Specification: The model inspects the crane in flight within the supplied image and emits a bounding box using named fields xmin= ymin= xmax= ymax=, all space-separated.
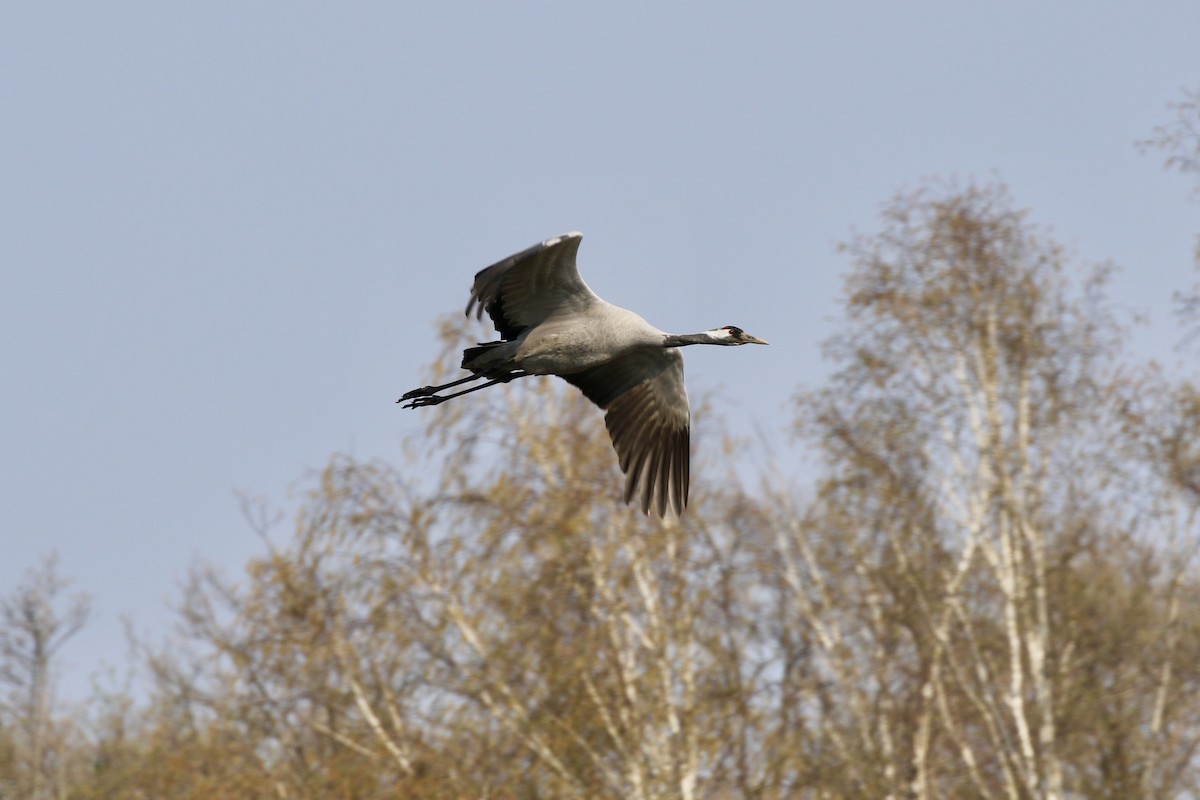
xmin=399 ymin=232 xmax=767 ymax=518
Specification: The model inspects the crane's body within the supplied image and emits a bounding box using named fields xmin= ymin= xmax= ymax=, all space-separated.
xmin=464 ymin=302 xmax=666 ymax=376
xmin=399 ymin=232 xmax=767 ymax=518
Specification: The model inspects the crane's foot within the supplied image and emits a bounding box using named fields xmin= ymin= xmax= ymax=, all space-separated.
xmin=399 ymin=385 xmax=438 ymax=401
xmin=399 ymin=394 xmax=447 ymax=409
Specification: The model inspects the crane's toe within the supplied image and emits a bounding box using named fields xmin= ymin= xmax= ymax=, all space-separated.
xmin=400 ymin=385 xmax=437 ymax=400
xmin=400 ymin=394 xmax=448 ymax=409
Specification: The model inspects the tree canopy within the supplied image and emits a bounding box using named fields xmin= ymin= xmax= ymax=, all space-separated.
xmin=4 ymin=181 xmax=1198 ymax=800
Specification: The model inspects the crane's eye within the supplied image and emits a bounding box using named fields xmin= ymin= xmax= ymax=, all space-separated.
xmin=723 ymin=326 xmax=743 ymax=337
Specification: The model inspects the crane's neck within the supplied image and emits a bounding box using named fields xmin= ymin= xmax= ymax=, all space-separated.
xmin=662 ymin=331 xmax=729 ymax=347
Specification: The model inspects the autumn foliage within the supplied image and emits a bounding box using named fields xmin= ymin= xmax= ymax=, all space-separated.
xmin=3 ymin=183 xmax=1199 ymax=800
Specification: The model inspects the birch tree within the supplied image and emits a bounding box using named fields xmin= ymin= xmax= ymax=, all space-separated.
xmin=280 ymin=377 xmax=763 ymax=799
xmin=781 ymin=182 xmax=1200 ymax=799
xmin=0 ymin=554 xmax=90 ymax=800
xmin=133 ymin=352 xmax=765 ymax=799
xmin=1141 ymin=87 xmax=1200 ymax=346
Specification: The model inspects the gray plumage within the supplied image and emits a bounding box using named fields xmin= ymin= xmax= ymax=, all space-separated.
xmin=400 ymin=232 xmax=767 ymax=518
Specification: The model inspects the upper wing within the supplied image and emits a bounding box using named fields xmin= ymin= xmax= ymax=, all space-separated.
xmin=562 ymin=348 xmax=690 ymax=518
xmin=465 ymin=232 xmax=601 ymax=340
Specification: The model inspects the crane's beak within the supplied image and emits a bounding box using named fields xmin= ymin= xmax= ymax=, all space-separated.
xmin=745 ymin=334 xmax=769 ymax=345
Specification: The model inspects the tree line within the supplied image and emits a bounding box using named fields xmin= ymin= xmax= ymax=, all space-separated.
xmin=3 ymin=104 xmax=1199 ymax=799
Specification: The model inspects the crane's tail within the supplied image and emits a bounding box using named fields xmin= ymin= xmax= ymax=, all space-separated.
xmin=461 ymin=341 xmax=512 ymax=372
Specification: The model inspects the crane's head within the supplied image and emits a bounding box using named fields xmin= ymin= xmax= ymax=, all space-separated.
xmin=710 ymin=325 xmax=769 ymax=346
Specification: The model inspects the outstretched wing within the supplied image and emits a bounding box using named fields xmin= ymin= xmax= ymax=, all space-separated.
xmin=562 ymin=348 xmax=690 ymax=518
xmin=465 ymin=232 xmax=601 ymax=341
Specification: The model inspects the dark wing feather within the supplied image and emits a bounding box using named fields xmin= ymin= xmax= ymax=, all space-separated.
xmin=562 ymin=348 xmax=690 ymax=518
xmin=465 ymin=232 xmax=599 ymax=341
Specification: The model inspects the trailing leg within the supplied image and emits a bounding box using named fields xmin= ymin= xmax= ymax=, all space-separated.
xmin=398 ymin=373 xmax=487 ymax=402
xmin=398 ymin=372 xmax=530 ymax=408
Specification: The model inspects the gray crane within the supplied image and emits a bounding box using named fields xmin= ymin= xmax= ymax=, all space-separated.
xmin=399 ymin=232 xmax=767 ymax=518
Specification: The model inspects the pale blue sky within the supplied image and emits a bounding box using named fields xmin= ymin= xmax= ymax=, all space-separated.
xmin=2 ymin=2 xmax=1197 ymax=700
